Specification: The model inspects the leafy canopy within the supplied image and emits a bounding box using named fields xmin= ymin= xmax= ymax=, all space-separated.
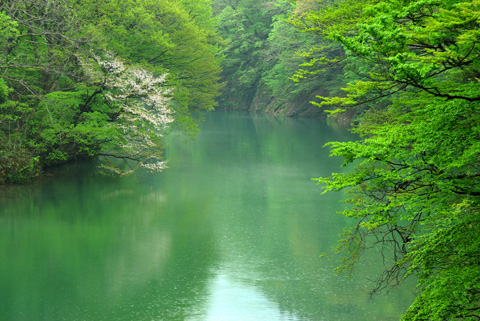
xmin=0 ymin=0 xmax=223 ymax=181
xmin=298 ymin=0 xmax=480 ymax=319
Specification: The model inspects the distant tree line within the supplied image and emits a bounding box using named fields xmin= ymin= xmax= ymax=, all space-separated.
xmin=212 ymin=0 xmax=351 ymax=117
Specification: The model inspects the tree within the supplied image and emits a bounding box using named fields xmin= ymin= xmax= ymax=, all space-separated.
xmin=213 ymin=0 xmax=274 ymax=109
xmin=72 ymin=0 xmax=223 ymax=134
xmin=0 ymin=0 xmax=223 ymax=182
xmin=34 ymin=52 xmax=174 ymax=175
xmin=298 ymin=0 xmax=480 ymax=319
xmin=213 ymin=0 xmax=336 ymax=116
xmin=263 ymin=0 xmax=335 ymax=114
xmin=0 ymin=0 xmax=84 ymax=182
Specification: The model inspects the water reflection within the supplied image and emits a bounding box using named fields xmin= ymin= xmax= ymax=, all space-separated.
xmin=0 ymin=111 xmax=414 ymax=321
xmin=197 ymin=273 xmax=301 ymax=321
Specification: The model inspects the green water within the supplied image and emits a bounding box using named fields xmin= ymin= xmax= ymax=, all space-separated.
xmin=0 ymin=111 xmax=414 ymax=321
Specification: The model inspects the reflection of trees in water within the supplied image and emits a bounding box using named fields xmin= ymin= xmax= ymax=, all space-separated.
xmin=173 ymin=112 xmax=413 ymax=321
xmin=0 ymin=112 xmax=413 ymax=321
xmin=0 ymin=169 xmax=218 ymax=321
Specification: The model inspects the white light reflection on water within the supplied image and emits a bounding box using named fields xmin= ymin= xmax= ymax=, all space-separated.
xmin=189 ymin=272 xmax=302 ymax=321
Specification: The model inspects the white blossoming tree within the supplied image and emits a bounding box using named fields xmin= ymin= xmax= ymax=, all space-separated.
xmin=11 ymin=50 xmax=174 ymax=176
xmin=77 ymin=52 xmax=174 ymax=175
xmin=1 ymin=0 xmax=222 ymax=183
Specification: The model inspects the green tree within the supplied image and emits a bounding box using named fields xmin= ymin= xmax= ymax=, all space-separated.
xmin=262 ymin=0 xmax=327 ymax=114
xmin=72 ymin=0 xmax=223 ymax=133
xmin=0 ymin=1 xmax=82 ymax=182
xmin=299 ymin=0 xmax=480 ymax=319
xmin=0 ymin=0 xmax=223 ymax=182
xmin=214 ymin=0 xmax=337 ymax=116
xmin=213 ymin=0 xmax=273 ymax=108
xmin=32 ymin=52 xmax=174 ymax=174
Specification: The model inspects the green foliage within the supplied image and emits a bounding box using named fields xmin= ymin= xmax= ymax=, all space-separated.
xmin=213 ymin=0 xmax=272 ymax=108
xmin=0 ymin=11 xmax=19 ymax=46
xmin=73 ymin=0 xmax=223 ymax=133
xmin=0 ymin=139 xmax=40 ymax=184
xmin=0 ymin=0 xmax=223 ymax=181
xmin=403 ymin=203 xmax=480 ymax=321
xmin=304 ymin=0 xmax=480 ymax=319
xmin=6 ymin=156 xmax=40 ymax=183
xmin=213 ymin=0 xmax=334 ymax=115
xmin=29 ymin=89 xmax=109 ymax=165
xmin=0 ymin=79 xmax=9 ymax=104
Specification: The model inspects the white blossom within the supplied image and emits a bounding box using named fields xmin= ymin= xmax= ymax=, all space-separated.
xmin=82 ymin=52 xmax=175 ymax=175
xmin=140 ymin=161 xmax=169 ymax=172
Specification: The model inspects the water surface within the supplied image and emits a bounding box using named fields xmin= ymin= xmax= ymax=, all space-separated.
xmin=0 ymin=111 xmax=414 ymax=320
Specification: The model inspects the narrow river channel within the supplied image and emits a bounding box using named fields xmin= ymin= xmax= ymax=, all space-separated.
xmin=0 ymin=111 xmax=414 ymax=321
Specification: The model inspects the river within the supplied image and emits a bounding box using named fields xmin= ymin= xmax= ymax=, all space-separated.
xmin=0 ymin=111 xmax=414 ymax=320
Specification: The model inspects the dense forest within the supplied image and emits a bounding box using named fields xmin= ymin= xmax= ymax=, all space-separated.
xmin=2 ymin=0 xmax=480 ymax=320
xmin=212 ymin=0 xmax=349 ymax=117
xmin=0 ymin=0 xmax=222 ymax=181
